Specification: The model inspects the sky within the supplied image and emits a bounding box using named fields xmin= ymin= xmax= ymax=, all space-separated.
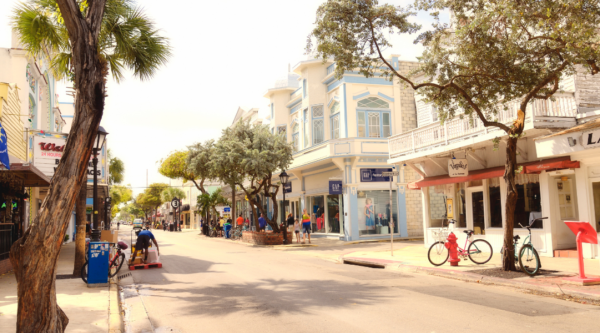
xmin=0 ymin=0 xmax=447 ymax=196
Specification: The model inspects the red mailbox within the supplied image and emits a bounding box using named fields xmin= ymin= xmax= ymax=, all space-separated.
xmin=563 ymin=221 xmax=600 ymax=286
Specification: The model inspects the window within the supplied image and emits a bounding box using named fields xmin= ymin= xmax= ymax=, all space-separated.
xmin=277 ymin=125 xmax=286 ymax=135
xmin=515 ymin=182 xmax=542 ymax=229
xmin=358 ymin=190 xmax=398 ymax=236
xmin=303 ymin=79 xmax=307 ymax=98
xmin=431 ymin=106 xmax=438 ymax=122
xmin=292 ymin=123 xmax=299 ymax=152
xmin=357 ymin=111 xmax=391 ymax=138
xmin=330 ymin=102 xmax=340 ymax=139
xmin=489 ymin=180 xmax=502 ymax=228
xmin=357 ymin=97 xmax=389 ymax=108
xmin=303 ymin=109 xmax=309 ymax=148
xmin=312 ymin=105 xmax=324 ymax=144
xmin=271 ymin=103 xmax=274 ymax=119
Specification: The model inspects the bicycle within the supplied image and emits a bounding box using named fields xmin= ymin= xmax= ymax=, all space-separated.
xmin=501 ymin=217 xmax=545 ymax=276
xmin=208 ymin=225 xmax=218 ymax=238
xmin=428 ymin=220 xmax=493 ymax=266
xmin=81 ymin=241 xmax=128 ymax=283
xmin=229 ymin=225 xmax=248 ymax=240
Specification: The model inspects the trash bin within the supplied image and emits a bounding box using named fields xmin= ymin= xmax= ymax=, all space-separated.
xmin=169 ymin=223 xmax=174 ymax=232
xmin=224 ymin=224 xmax=232 ymax=238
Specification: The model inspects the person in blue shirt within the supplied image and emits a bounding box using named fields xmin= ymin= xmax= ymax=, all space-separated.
xmin=134 ymin=230 xmax=160 ymax=264
xmin=258 ymin=213 xmax=267 ymax=232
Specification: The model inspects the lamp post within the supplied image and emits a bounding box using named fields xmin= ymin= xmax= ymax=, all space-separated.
xmin=279 ymin=171 xmax=290 ymax=244
xmin=91 ymin=126 xmax=108 ymax=242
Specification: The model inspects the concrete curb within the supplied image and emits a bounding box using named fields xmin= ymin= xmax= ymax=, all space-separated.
xmin=340 ymin=255 xmax=600 ymax=301
xmin=108 ymin=277 xmax=123 ymax=333
xmin=344 ymin=238 xmax=423 ymax=245
xmin=197 ymin=234 xmax=317 ymax=248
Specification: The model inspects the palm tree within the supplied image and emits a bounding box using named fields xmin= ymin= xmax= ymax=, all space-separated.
xmin=197 ymin=189 xmax=230 ymax=227
xmin=9 ymin=1 xmax=170 ymax=331
xmin=108 ymin=149 xmax=125 ymax=185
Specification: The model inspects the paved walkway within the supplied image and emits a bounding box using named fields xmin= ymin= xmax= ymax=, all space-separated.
xmin=0 ymin=242 xmax=110 ymax=333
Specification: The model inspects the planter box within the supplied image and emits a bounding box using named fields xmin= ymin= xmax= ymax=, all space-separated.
xmin=241 ymin=230 xmax=292 ymax=245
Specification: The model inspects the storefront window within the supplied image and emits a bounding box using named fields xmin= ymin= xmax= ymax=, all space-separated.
xmin=455 ymin=183 xmax=467 ymax=228
xmin=515 ymin=180 xmax=542 ymax=229
xmin=327 ymin=194 xmax=343 ymax=234
xmin=429 ymin=186 xmax=447 ymax=228
xmin=358 ymin=190 xmax=398 ymax=236
xmin=310 ymin=196 xmax=326 ymax=233
xmin=489 ymin=178 xmax=502 ymax=228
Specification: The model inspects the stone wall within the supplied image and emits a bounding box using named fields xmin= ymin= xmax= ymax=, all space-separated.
xmin=403 ymin=168 xmax=424 ymax=238
xmin=397 ymin=61 xmax=421 ymax=133
xmin=241 ymin=231 xmax=293 ymax=246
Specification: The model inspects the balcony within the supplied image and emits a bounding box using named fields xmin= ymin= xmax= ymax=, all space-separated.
xmin=389 ymin=94 xmax=577 ymax=159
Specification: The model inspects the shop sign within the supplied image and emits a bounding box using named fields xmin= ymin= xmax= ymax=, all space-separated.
xmin=32 ymin=136 xmax=106 ymax=180
xmin=360 ymin=168 xmax=393 ymax=182
xmin=582 ymin=129 xmax=600 ymax=149
xmin=448 ymin=159 xmax=468 ymax=177
xmin=283 ymin=183 xmax=292 ymax=193
xmin=329 ymin=180 xmax=343 ymax=195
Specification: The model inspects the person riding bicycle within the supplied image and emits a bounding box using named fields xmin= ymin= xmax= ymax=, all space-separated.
xmin=134 ymin=229 xmax=160 ymax=264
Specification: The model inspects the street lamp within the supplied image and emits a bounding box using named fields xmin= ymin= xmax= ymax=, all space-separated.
xmin=279 ymin=170 xmax=290 ymax=244
xmin=91 ymin=126 xmax=108 ymax=242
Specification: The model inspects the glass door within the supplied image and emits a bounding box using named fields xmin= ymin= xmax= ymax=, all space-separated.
xmin=467 ymin=187 xmax=486 ymax=235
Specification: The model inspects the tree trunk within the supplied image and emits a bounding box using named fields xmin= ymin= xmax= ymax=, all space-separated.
xmin=231 ymin=183 xmax=236 ymax=226
xmin=10 ymin=1 xmax=107 ymax=331
xmin=502 ymin=108 xmax=525 ymax=271
xmin=72 ymin=178 xmax=87 ymax=277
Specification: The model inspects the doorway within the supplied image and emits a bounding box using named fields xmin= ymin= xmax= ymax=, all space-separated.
xmin=467 ymin=187 xmax=486 ymax=235
xmin=553 ymin=176 xmax=578 ymax=249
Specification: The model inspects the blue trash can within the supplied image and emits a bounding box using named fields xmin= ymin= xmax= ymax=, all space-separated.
xmin=224 ymin=224 xmax=232 ymax=238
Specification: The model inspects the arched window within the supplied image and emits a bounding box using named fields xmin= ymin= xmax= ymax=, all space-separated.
xmin=357 ymin=97 xmax=391 ymax=138
xmin=357 ymin=97 xmax=389 ymax=109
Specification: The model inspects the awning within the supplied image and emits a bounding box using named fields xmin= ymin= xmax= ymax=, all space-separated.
xmin=181 ymin=204 xmax=190 ymax=212
xmin=1 ymin=163 xmax=51 ymax=187
xmin=408 ymin=156 xmax=579 ymax=190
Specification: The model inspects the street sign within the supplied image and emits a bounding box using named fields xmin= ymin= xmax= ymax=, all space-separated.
xmin=360 ymin=168 xmax=394 ymax=182
xmin=382 ymin=171 xmax=399 ymax=177
xmin=224 ymin=207 xmax=231 ymax=213
xmin=171 ymin=198 xmax=180 ymax=208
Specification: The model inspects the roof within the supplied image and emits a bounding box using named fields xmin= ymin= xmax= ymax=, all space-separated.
xmin=537 ymin=117 xmax=600 ymax=140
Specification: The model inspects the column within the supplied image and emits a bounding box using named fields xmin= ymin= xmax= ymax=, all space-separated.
xmin=396 ymin=183 xmax=408 ymax=237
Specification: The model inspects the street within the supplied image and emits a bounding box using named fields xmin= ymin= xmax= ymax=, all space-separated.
xmin=117 ymin=226 xmax=599 ymax=333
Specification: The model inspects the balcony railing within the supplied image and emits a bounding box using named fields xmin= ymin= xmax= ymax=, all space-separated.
xmin=389 ymin=94 xmax=577 ymax=158
xmin=326 ymin=63 xmax=336 ymax=76
xmin=290 ymin=87 xmax=302 ymax=100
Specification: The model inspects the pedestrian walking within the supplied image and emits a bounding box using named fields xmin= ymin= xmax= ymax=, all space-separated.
xmin=286 ymin=213 xmax=294 ymax=229
xmin=117 ymin=221 xmax=120 ymax=230
xmin=236 ymin=214 xmax=244 ymax=232
xmin=219 ymin=216 xmax=225 ymax=237
xmin=293 ymin=218 xmax=300 ymax=243
xmin=301 ymin=209 xmax=311 ymax=244
xmin=258 ymin=213 xmax=267 ymax=232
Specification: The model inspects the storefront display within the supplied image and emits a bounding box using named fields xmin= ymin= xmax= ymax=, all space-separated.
xmin=358 ymin=190 xmax=398 ymax=236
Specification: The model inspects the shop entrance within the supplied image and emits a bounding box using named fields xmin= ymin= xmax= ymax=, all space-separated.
xmin=466 ymin=187 xmax=486 ymax=235
xmin=552 ymin=175 xmax=578 ymax=250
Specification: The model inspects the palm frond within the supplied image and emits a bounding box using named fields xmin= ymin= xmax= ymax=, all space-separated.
xmin=11 ymin=2 xmax=67 ymax=58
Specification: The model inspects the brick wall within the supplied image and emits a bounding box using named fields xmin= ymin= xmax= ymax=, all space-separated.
xmin=0 ymin=258 xmax=13 ymax=275
xmin=403 ymin=168 xmax=424 ymax=237
xmin=397 ymin=61 xmax=421 ymax=133
xmin=241 ymin=230 xmax=293 ymax=246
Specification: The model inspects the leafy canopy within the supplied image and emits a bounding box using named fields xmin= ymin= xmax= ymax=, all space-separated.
xmin=108 ymin=149 xmax=124 ymax=185
xmin=186 ymin=140 xmax=216 ymax=193
xmin=159 ymin=151 xmax=196 ymax=183
xmin=12 ymin=0 xmax=171 ymax=82
xmin=160 ymin=187 xmax=186 ymax=203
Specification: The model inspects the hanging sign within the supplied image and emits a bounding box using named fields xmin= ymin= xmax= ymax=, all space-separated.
xmin=582 ymin=129 xmax=600 ymax=149
xmin=360 ymin=168 xmax=393 ymax=182
xmin=448 ymin=159 xmax=468 ymax=177
xmin=329 ymin=180 xmax=343 ymax=195
xmin=283 ymin=183 xmax=292 ymax=193
xmin=0 ymin=123 xmax=9 ymax=169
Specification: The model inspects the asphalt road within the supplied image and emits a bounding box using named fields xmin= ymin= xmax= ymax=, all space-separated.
xmin=116 ymin=225 xmax=599 ymax=333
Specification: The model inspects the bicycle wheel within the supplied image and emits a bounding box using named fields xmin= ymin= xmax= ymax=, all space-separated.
xmin=81 ymin=261 xmax=88 ymax=284
xmin=428 ymin=241 xmax=449 ymax=266
xmin=468 ymin=239 xmax=493 ymax=264
xmin=109 ymin=253 xmax=126 ymax=278
xmin=519 ymin=244 xmax=541 ymax=276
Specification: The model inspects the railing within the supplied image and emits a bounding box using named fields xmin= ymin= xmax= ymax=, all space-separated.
xmin=390 ymin=94 xmax=577 ymax=158
xmin=0 ymin=223 xmax=14 ymax=261
xmin=327 ymin=63 xmax=336 ymax=76
xmin=290 ymin=87 xmax=302 ymax=100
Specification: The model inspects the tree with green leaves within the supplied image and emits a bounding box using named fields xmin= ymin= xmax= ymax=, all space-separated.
xmin=197 ymin=189 xmax=230 ymax=225
xmin=9 ymin=0 xmax=169 ymax=329
xmin=213 ymin=120 xmax=293 ymax=232
xmin=140 ymin=183 xmax=168 ymax=222
xmin=109 ymin=184 xmax=132 ymax=217
xmin=158 ymin=151 xmax=205 ymax=191
xmin=108 ymin=149 xmax=125 ymax=185
xmin=186 ymin=140 xmax=217 ymax=195
xmin=308 ymin=0 xmax=600 ymax=270
xmin=134 ymin=193 xmax=154 ymax=221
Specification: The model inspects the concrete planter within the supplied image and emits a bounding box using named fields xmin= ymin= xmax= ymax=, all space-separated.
xmin=241 ymin=230 xmax=292 ymax=245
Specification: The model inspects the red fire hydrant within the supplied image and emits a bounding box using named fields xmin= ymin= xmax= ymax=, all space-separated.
xmin=445 ymin=232 xmax=461 ymax=266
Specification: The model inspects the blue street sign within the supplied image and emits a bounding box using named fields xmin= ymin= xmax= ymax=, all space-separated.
xmin=329 ymin=180 xmax=343 ymax=195
xmin=224 ymin=207 xmax=231 ymax=212
xmin=283 ymin=183 xmax=292 ymax=193
xmin=360 ymin=168 xmax=393 ymax=182
xmin=0 ymin=123 xmax=9 ymax=170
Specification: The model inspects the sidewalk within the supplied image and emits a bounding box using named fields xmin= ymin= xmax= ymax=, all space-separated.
xmin=342 ymin=244 xmax=600 ymax=301
xmin=0 ymin=242 xmax=116 ymax=333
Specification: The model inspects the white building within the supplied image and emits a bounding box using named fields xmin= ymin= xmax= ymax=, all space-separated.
xmin=387 ymin=68 xmax=600 ymax=258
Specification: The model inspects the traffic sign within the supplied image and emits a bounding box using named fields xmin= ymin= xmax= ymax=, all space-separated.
xmin=171 ymin=198 xmax=180 ymax=208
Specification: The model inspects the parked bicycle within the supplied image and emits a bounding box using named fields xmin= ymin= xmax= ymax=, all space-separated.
xmin=208 ymin=225 xmax=218 ymax=238
xmin=501 ymin=217 xmax=546 ymax=276
xmin=428 ymin=220 xmax=493 ymax=266
xmin=81 ymin=241 xmax=128 ymax=283
xmin=229 ymin=225 xmax=248 ymax=240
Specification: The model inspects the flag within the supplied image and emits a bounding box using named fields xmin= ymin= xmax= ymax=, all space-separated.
xmin=0 ymin=123 xmax=10 ymax=170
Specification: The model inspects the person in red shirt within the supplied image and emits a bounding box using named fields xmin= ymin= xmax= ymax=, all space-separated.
xmin=236 ymin=214 xmax=244 ymax=231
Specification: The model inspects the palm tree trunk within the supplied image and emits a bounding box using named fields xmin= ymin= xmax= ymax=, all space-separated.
xmin=10 ymin=1 xmax=108 ymax=331
xmin=72 ymin=178 xmax=87 ymax=277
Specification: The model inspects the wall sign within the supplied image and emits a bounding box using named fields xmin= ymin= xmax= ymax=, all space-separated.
xmin=582 ymin=129 xmax=600 ymax=149
xmin=448 ymin=159 xmax=468 ymax=177
xmin=360 ymin=168 xmax=393 ymax=182
xmin=283 ymin=183 xmax=292 ymax=193
xmin=329 ymin=180 xmax=343 ymax=195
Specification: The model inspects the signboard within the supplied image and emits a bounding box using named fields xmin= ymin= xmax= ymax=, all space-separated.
xmin=448 ymin=159 xmax=468 ymax=177
xmin=171 ymin=198 xmax=180 ymax=209
xmin=360 ymin=168 xmax=393 ymax=182
xmin=224 ymin=207 xmax=231 ymax=213
xmin=32 ymin=135 xmax=107 ymax=181
xmin=0 ymin=123 xmax=9 ymax=169
xmin=582 ymin=129 xmax=600 ymax=149
xmin=329 ymin=180 xmax=343 ymax=195
xmin=283 ymin=183 xmax=292 ymax=193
